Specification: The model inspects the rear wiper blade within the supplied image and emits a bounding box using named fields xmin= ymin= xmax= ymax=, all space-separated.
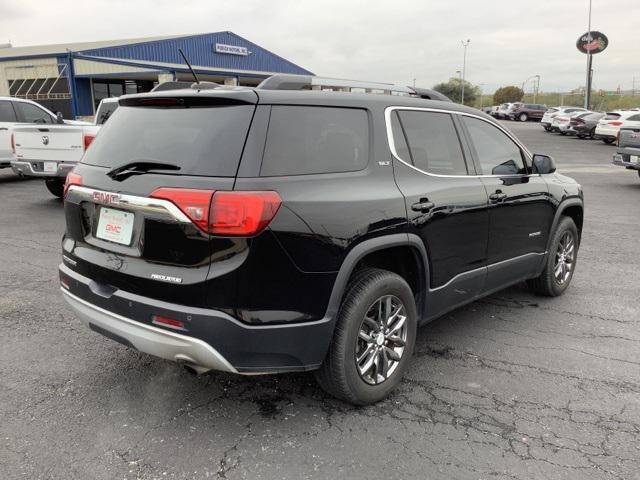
xmin=106 ymin=161 xmax=180 ymax=181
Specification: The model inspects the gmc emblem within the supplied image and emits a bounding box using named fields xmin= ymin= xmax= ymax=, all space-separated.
xmin=92 ymin=191 xmax=121 ymax=204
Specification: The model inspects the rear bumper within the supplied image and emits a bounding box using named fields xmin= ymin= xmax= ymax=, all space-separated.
xmin=613 ymin=152 xmax=640 ymax=170
xmin=11 ymin=160 xmax=75 ymax=178
xmin=594 ymin=132 xmax=616 ymax=141
xmin=62 ymin=288 xmax=238 ymax=374
xmin=59 ymin=263 xmax=334 ymax=374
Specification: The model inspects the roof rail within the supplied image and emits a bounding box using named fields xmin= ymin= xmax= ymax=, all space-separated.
xmin=257 ymin=74 xmax=451 ymax=102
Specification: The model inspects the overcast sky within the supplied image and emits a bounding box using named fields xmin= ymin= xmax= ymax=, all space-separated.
xmin=1 ymin=0 xmax=638 ymax=94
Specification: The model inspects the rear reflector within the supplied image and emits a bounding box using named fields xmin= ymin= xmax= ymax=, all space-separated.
xmin=209 ymin=191 xmax=282 ymax=236
xmin=64 ymin=171 xmax=83 ymax=196
xmin=151 ymin=315 xmax=186 ymax=331
xmin=150 ymin=188 xmax=214 ymax=232
xmin=83 ymin=134 xmax=95 ymax=150
xmin=150 ymin=188 xmax=282 ymax=236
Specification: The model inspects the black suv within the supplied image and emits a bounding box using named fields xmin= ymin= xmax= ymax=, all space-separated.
xmin=60 ymin=75 xmax=584 ymax=405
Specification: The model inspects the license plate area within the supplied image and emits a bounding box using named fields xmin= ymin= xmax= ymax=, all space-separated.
xmin=43 ymin=161 xmax=57 ymax=173
xmin=96 ymin=207 xmax=135 ymax=246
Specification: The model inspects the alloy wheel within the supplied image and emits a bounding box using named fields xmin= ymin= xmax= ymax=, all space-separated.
xmin=355 ymin=295 xmax=408 ymax=385
xmin=554 ymin=231 xmax=576 ymax=285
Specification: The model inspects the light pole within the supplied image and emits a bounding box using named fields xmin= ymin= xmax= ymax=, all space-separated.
xmin=461 ymin=39 xmax=470 ymax=104
xmin=584 ymin=0 xmax=593 ymax=109
xmin=534 ymin=75 xmax=540 ymax=103
xmin=522 ymin=75 xmax=541 ymax=102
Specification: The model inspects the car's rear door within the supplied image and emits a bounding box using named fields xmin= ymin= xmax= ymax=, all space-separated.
xmin=458 ymin=115 xmax=555 ymax=292
xmin=390 ymin=108 xmax=490 ymax=318
xmin=0 ymin=100 xmax=17 ymax=165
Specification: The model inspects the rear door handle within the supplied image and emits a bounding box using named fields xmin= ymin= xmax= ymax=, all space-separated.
xmin=411 ymin=198 xmax=435 ymax=213
xmin=489 ymin=191 xmax=508 ymax=202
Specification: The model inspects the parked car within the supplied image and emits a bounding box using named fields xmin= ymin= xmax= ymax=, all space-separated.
xmin=551 ymin=111 xmax=593 ymax=135
xmin=612 ymin=126 xmax=640 ymax=180
xmin=0 ymin=97 xmax=71 ymax=169
xmin=59 ymin=75 xmax=583 ymax=405
xmin=595 ymin=110 xmax=640 ymax=144
xmin=489 ymin=106 xmax=500 ymax=118
xmin=567 ymin=112 xmax=605 ymax=138
xmin=508 ymin=103 xmax=547 ymax=122
xmin=11 ymin=98 xmax=118 ymax=197
xmin=541 ymin=107 xmax=588 ymax=132
xmin=496 ymin=103 xmax=515 ymax=119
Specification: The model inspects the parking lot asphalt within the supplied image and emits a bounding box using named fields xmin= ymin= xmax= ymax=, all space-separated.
xmin=1 ymin=121 xmax=639 ymax=480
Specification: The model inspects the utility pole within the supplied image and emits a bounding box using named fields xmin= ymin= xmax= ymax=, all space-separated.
xmin=461 ymin=39 xmax=470 ymax=105
xmin=534 ymin=75 xmax=540 ymax=103
xmin=584 ymin=0 xmax=593 ymax=109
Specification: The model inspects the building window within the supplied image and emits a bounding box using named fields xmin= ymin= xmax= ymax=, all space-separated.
xmin=92 ymin=80 xmax=155 ymax=109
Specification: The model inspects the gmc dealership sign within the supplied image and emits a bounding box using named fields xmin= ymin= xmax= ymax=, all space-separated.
xmin=215 ymin=43 xmax=249 ymax=56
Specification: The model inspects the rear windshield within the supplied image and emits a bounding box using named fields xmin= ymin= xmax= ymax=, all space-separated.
xmin=82 ymin=105 xmax=255 ymax=177
xmin=604 ymin=113 xmax=621 ymax=120
xmin=95 ymin=101 xmax=119 ymax=125
xmin=547 ymin=108 xmax=558 ymax=113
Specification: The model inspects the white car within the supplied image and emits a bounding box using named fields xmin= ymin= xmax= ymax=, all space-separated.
xmin=594 ymin=110 xmax=640 ymax=145
xmin=11 ymin=98 xmax=118 ymax=197
xmin=541 ymin=106 xmax=588 ymax=132
xmin=551 ymin=111 xmax=594 ymax=135
xmin=0 ymin=97 xmax=71 ymax=169
xmin=496 ymin=103 xmax=515 ymax=119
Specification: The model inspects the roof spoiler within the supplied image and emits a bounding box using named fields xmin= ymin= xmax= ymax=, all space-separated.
xmin=257 ymin=74 xmax=451 ymax=102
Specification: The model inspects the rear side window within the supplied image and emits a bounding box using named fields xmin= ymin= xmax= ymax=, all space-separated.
xmin=15 ymin=102 xmax=53 ymax=124
xmin=0 ymin=101 xmax=17 ymax=122
xmin=95 ymin=102 xmax=119 ymax=125
xmin=82 ymin=105 xmax=254 ymax=177
xmin=395 ymin=110 xmax=468 ymax=176
xmin=260 ymin=106 xmax=368 ymax=176
xmin=462 ymin=117 xmax=526 ymax=175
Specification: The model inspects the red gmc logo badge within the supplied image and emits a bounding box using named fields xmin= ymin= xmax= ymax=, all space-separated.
xmin=93 ymin=191 xmax=121 ymax=204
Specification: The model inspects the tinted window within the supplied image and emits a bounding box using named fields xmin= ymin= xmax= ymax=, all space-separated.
xmin=396 ymin=110 xmax=468 ymax=175
xmin=390 ymin=112 xmax=411 ymax=162
xmin=0 ymin=101 xmax=17 ymax=122
xmin=627 ymin=114 xmax=640 ymax=121
xmin=462 ymin=117 xmax=526 ymax=175
xmin=82 ymin=105 xmax=254 ymax=177
xmin=261 ymin=106 xmax=368 ymax=176
xmin=95 ymin=101 xmax=119 ymax=125
xmin=565 ymin=108 xmax=584 ymax=114
xmin=15 ymin=102 xmax=53 ymax=124
xmin=604 ymin=113 xmax=621 ymax=120
xmin=584 ymin=113 xmax=603 ymax=121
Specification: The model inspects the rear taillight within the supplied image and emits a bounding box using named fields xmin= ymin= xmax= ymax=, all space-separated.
xmin=149 ymin=188 xmax=282 ymax=236
xmin=10 ymin=133 xmax=15 ymax=154
xmin=83 ymin=134 xmax=95 ymax=150
xmin=150 ymin=188 xmax=213 ymax=232
xmin=64 ymin=171 xmax=83 ymax=196
xmin=209 ymin=191 xmax=282 ymax=236
xmin=609 ymin=121 xmax=623 ymax=126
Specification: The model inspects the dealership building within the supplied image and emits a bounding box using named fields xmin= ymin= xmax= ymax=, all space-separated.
xmin=0 ymin=31 xmax=313 ymax=119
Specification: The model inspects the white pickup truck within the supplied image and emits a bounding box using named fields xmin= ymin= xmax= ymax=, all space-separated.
xmin=11 ymin=98 xmax=119 ymax=197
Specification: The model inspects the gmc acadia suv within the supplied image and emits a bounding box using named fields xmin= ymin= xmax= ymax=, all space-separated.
xmin=60 ymin=75 xmax=584 ymax=405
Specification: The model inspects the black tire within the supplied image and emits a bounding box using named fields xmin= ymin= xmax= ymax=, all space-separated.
xmin=315 ymin=268 xmax=417 ymax=405
xmin=544 ymin=126 xmax=552 ymax=132
xmin=559 ymin=131 xmax=567 ymax=136
xmin=602 ymin=138 xmax=615 ymax=144
xmin=527 ymin=217 xmax=579 ymax=297
xmin=576 ymin=134 xmax=585 ymax=139
xmin=589 ymin=128 xmax=596 ymax=139
xmin=637 ymin=170 xmax=640 ymax=180
xmin=45 ymin=178 xmax=64 ymax=198
xmin=519 ymin=113 xmax=528 ymax=122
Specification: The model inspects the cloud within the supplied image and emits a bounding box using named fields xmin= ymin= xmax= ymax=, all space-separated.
xmin=0 ymin=0 xmax=638 ymax=92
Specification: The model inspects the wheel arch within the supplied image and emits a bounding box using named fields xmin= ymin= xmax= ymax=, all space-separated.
xmin=546 ymin=198 xmax=584 ymax=252
xmin=323 ymin=234 xmax=429 ymax=323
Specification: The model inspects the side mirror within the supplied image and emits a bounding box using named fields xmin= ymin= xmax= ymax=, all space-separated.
xmin=532 ymin=154 xmax=556 ymax=174
xmin=56 ymin=112 xmax=65 ymax=124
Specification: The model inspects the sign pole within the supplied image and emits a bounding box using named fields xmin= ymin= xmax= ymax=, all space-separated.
xmin=584 ymin=0 xmax=593 ymax=109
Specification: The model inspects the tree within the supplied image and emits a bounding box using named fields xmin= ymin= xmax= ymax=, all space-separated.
xmin=432 ymin=77 xmax=480 ymax=106
xmin=493 ymin=86 xmax=524 ymax=105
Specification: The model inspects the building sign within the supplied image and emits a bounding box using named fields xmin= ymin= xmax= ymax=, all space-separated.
xmin=576 ymin=31 xmax=608 ymax=55
xmin=215 ymin=43 xmax=249 ymax=56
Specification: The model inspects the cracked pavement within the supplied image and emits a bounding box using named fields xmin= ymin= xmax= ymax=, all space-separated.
xmin=1 ymin=122 xmax=639 ymax=479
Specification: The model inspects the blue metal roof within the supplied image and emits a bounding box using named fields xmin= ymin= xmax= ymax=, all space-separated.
xmin=78 ymin=31 xmax=313 ymax=75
